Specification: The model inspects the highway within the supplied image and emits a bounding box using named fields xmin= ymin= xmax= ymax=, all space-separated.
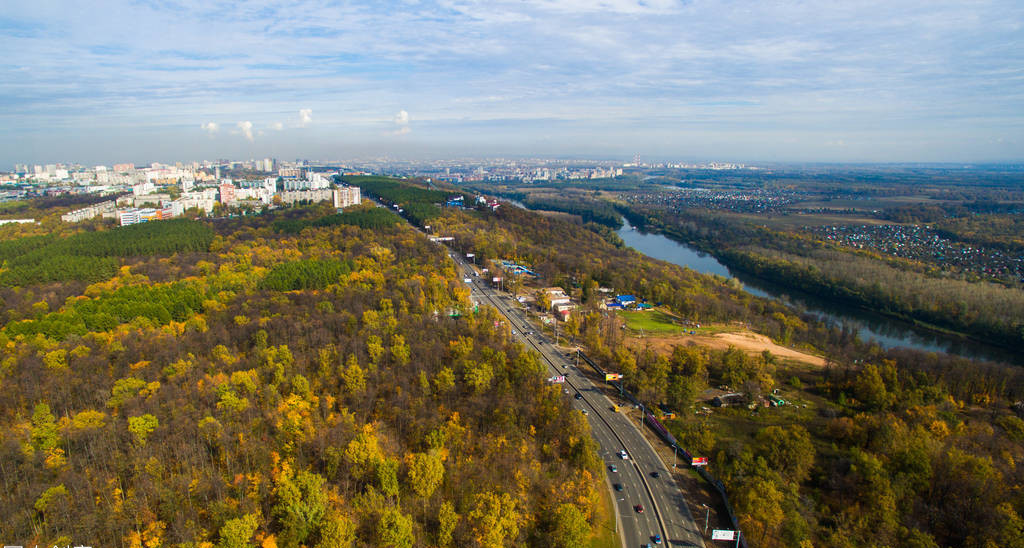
xmin=451 ymin=254 xmax=706 ymax=548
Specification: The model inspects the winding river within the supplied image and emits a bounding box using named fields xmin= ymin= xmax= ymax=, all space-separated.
xmin=615 ymin=219 xmax=1020 ymax=365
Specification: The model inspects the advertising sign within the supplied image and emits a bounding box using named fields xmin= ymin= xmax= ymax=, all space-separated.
xmin=691 ymin=457 xmax=709 ymax=466
xmin=604 ymin=373 xmax=623 ymax=381
xmin=466 ymin=253 xmax=475 ymax=258
xmin=548 ymin=376 xmax=566 ymax=384
xmin=712 ymin=530 xmax=736 ymax=541
xmin=492 ymin=277 xmax=502 ymax=283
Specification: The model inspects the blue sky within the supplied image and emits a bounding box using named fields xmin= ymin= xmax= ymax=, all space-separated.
xmin=2 ymin=0 xmax=1023 ymax=165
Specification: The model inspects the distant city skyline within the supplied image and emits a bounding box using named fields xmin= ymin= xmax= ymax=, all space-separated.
xmin=2 ymin=0 xmax=1022 ymax=165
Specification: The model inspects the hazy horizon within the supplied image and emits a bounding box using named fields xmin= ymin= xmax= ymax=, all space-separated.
xmin=3 ymin=0 xmax=1023 ymax=166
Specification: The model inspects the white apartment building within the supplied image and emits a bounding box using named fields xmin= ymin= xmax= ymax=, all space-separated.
xmin=334 ymin=186 xmax=361 ymax=208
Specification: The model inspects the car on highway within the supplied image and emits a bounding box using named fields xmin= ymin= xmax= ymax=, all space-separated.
xmin=642 ymin=544 xmax=653 ymax=548
xmin=574 ymin=392 xmax=582 ymax=400
xmin=609 ymin=464 xmax=618 ymax=473
xmin=652 ymin=533 xmax=662 ymax=544
xmin=581 ymin=409 xmax=588 ymax=416
xmin=619 ymin=450 xmax=628 ymax=459
xmin=634 ymin=504 xmax=644 ymax=513
xmin=613 ymin=483 xmax=623 ymax=492
xmin=651 ymin=471 xmax=660 ymax=478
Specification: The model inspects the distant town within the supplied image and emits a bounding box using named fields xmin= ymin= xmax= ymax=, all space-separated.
xmin=0 ymin=157 xmax=753 ymax=226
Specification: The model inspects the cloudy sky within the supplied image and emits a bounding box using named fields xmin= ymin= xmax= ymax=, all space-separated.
xmin=2 ymin=0 xmax=1022 ymax=165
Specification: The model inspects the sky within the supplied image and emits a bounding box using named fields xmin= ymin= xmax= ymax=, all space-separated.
xmin=2 ymin=0 xmax=1023 ymax=166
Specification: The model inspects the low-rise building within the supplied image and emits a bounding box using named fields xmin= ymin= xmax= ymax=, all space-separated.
xmin=279 ymin=189 xmax=334 ymax=205
xmin=61 ymin=200 xmax=117 ymax=222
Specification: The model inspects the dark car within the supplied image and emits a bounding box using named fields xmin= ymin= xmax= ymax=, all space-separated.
xmin=574 ymin=392 xmax=583 ymax=400
xmin=613 ymin=483 xmax=623 ymax=492
xmin=634 ymin=503 xmax=644 ymax=513
xmin=653 ymin=533 xmax=662 ymax=544
xmin=651 ymin=471 xmax=660 ymax=478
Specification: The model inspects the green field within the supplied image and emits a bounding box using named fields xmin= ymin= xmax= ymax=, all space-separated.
xmin=590 ymin=474 xmax=622 ymax=548
xmin=617 ymin=309 xmax=684 ymax=334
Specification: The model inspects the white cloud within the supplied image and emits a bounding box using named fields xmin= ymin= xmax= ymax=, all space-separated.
xmin=4 ymin=0 xmax=1024 ymax=163
xmin=237 ymin=121 xmax=254 ymax=142
xmin=390 ymin=109 xmax=411 ymax=135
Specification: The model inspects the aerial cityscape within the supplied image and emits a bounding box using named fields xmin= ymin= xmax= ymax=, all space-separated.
xmin=2 ymin=2 xmax=1023 ymax=548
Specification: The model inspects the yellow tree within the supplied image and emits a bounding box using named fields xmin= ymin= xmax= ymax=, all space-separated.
xmin=468 ymin=491 xmax=521 ymax=547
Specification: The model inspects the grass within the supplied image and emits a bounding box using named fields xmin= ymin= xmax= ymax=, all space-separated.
xmin=618 ymin=310 xmax=740 ymax=340
xmin=589 ymin=471 xmax=622 ymax=548
xmin=617 ymin=309 xmax=685 ymax=334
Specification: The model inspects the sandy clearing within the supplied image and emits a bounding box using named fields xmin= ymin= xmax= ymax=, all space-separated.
xmin=624 ymin=330 xmax=825 ymax=367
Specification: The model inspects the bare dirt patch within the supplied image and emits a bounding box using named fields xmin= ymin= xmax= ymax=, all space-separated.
xmin=625 ymin=329 xmax=825 ymax=367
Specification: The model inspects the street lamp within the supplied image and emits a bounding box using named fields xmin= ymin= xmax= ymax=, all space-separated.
xmin=701 ymin=504 xmax=710 ymax=535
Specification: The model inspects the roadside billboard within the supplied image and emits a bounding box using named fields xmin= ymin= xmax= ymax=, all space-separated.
xmin=712 ymin=530 xmax=736 ymax=541
xmin=604 ymin=373 xmax=623 ymax=381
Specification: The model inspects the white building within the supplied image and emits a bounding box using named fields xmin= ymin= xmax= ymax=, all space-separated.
xmin=61 ymin=200 xmax=117 ymax=222
xmin=280 ymin=189 xmax=334 ymax=205
xmin=334 ymin=186 xmax=361 ymax=208
xmin=132 ymin=181 xmax=156 ymax=196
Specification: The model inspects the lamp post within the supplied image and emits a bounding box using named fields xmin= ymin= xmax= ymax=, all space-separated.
xmin=701 ymin=504 xmax=709 ymax=535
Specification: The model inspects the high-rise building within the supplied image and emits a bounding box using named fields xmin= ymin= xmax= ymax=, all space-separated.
xmin=219 ymin=183 xmax=236 ymax=205
xmin=334 ymin=186 xmax=361 ymax=208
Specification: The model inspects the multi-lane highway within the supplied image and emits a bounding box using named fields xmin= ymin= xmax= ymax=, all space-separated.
xmin=451 ymin=253 xmax=706 ymax=548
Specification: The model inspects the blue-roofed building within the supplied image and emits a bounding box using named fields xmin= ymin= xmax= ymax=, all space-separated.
xmin=615 ymin=295 xmax=636 ymax=305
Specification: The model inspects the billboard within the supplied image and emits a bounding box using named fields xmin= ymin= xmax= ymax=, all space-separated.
xmin=691 ymin=457 xmax=709 ymax=466
xmin=604 ymin=373 xmax=623 ymax=381
xmin=548 ymin=376 xmax=566 ymax=384
xmin=466 ymin=253 xmax=474 ymax=258
xmin=493 ymin=277 xmax=502 ymax=283
xmin=712 ymin=530 xmax=736 ymax=541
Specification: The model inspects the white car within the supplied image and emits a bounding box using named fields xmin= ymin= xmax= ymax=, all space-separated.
xmin=619 ymin=450 xmax=628 ymax=459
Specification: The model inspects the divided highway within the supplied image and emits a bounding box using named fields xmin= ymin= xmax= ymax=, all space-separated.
xmin=451 ymin=253 xmax=706 ymax=548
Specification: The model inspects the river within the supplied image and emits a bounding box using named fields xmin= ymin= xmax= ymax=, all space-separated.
xmin=615 ymin=219 xmax=1021 ymax=365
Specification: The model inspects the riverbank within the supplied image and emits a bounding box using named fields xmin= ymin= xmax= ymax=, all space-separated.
xmin=615 ymin=216 xmax=1022 ymax=365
